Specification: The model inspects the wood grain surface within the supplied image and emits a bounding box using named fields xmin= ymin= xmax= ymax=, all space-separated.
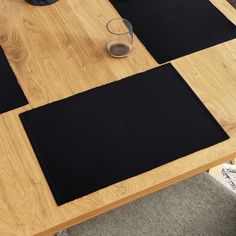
xmin=211 ymin=0 xmax=236 ymax=24
xmin=0 ymin=0 xmax=236 ymax=235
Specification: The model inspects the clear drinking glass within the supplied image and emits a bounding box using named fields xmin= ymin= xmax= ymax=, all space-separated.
xmin=106 ymin=18 xmax=133 ymax=58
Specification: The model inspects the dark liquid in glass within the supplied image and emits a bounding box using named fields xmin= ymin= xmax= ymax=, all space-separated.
xmin=26 ymin=0 xmax=59 ymax=6
xmin=107 ymin=43 xmax=132 ymax=58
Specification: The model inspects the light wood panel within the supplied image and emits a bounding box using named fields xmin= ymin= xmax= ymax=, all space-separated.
xmin=211 ymin=0 xmax=236 ymax=25
xmin=0 ymin=0 xmax=236 ymax=235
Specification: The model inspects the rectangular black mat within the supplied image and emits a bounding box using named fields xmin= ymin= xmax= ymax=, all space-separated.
xmin=109 ymin=0 xmax=236 ymax=63
xmin=0 ymin=46 xmax=28 ymax=114
xmin=20 ymin=64 xmax=229 ymax=205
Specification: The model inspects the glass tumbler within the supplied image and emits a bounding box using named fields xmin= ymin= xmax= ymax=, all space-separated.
xmin=106 ymin=18 xmax=133 ymax=58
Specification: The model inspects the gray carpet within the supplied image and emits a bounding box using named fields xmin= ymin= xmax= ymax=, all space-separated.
xmin=227 ymin=0 xmax=236 ymax=8
xmin=62 ymin=173 xmax=236 ymax=236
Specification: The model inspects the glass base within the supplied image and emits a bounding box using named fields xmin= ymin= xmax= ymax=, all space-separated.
xmin=26 ymin=0 xmax=59 ymax=6
xmin=106 ymin=42 xmax=133 ymax=58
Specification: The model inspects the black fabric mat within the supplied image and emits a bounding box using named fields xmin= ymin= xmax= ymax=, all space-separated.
xmin=20 ymin=64 xmax=229 ymax=205
xmin=109 ymin=0 xmax=236 ymax=63
xmin=0 ymin=46 xmax=28 ymax=114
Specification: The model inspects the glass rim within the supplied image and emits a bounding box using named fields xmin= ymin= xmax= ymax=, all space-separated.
xmin=106 ymin=18 xmax=132 ymax=36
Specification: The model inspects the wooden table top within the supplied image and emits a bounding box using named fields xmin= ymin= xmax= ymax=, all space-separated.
xmin=0 ymin=0 xmax=236 ymax=235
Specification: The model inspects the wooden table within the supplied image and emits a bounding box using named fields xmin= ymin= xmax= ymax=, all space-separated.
xmin=0 ymin=0 xmax=236 ymax=235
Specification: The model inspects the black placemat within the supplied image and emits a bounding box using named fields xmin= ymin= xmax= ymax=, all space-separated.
xmin=0 ymin=46 xmax=28 ymax=114
xmin=20 ymin=64 xmax=229 ymax=205
xmin=109 ymin=0 xmax=236 ymax=63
